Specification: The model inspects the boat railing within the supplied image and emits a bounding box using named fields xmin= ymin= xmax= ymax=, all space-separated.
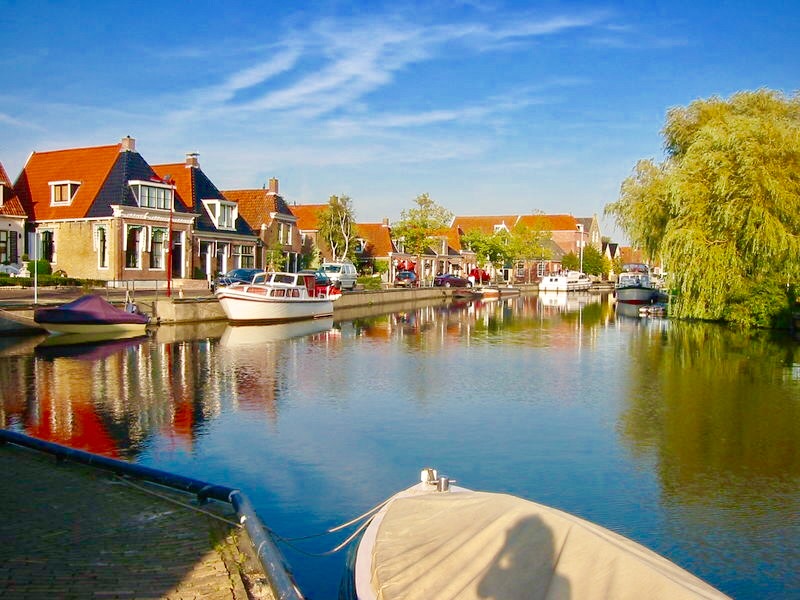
xmin=0 ymin=429 xmax=305 ymax=600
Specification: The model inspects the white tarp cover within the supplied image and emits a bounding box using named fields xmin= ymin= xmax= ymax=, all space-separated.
xmin=370 ymin=491 xmax=729 ymax=600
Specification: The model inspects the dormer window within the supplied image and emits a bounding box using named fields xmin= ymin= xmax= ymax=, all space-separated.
xmin=49 ymin=181 xmax=81 ymax=205
xmin=354 ymin=238 xmax=366 ymax=253
xmin=493 ymin=224 xmax=509 ymax=234
xmin=203 ymin=199 xmax=237 ymax=230
xmin=129 ymin=181 xmax=174 ymax=210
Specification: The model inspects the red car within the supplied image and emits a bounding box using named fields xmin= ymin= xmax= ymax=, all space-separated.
xmin=394 ymin=271 xmax=419 ymax=287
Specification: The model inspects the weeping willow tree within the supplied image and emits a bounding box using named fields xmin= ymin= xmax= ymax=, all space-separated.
xmin=606 ymin=89 xmax=800 ymax=327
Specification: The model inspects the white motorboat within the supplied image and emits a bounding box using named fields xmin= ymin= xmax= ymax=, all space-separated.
xmin=342 ymin=468 xmax=729 ymax=600
xmin=538 ymin=270 xmax=592 ymax=292
xmin=215 ymin=271 xmax=341 ymax=323
xmin=615 ymin=263 xmax=657 ymax=305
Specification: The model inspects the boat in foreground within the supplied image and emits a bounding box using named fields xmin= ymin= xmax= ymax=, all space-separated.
xmin=33 ymin=294 xmax=150 ymax=335
xmin=343 ymin=469 xmax=729 ymax=600
xmin=215 ymin=271 xmax=341 ymax=323
xmin=539 ymin=270 xmax=592 ymax=292
xmin=615 ymin=263 xmax=657 ymax=305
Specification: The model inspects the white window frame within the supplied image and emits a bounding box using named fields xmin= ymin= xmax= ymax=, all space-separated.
xmin=49 ymin=180 xmax=81 ymax=206
xmin=202 ymin=199 xmax=237 ymax=230
xmin=149 ymin=226 xmax=168 ymax=270
xmin=124 ymin=225 xmax=144 ymax=270
xmin=129 ymin=181 xmax=174 ymax=210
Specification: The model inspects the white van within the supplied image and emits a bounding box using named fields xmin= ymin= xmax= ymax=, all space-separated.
xmin=321 ymin=261 xmax=358 ymax=290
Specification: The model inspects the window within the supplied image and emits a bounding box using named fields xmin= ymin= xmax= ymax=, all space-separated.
xmin=130 ymin=182 xmax=173 ymax=210
xmin=125 ymin=226 xmax=143 ymax=269
xmin=150 ymin=228 xmax=167 ymax=269
xmin=94 ymin=226 xmax=108 ymax=268
xmin=0 ymin=231 xmax=7 ymax=263
xmin=49 ymin=181 xmax=80 ymax=205
xmin=219 ymin=203 xmax=234 ymax=229
xmin=40 ymin=230 xmax=55 ymax=262
xmin=202 ymin=200 xmax=237 ymax=230
xmin=354 ymin=239 xmax=366 ymax=253
xmin=234 ymin=244 xmax=254 ymax=268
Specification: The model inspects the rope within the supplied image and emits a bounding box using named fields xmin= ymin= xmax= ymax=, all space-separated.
xmin=272 ymin=494 xmax=396 ymax=557
xmin=112 ymin=475 xmax=242 ymax=528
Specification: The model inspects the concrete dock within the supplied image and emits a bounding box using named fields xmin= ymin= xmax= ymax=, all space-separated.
xmin=0 ymin=441 xmax=275 ymax=600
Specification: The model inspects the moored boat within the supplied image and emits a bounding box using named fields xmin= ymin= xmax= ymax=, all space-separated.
xmin=342 ymin=468 xmax=729 ymax=600
xmin=538 ymin=270 xmax=591 ymax=292
xmin=615 ymin=263 xmax=657 ymax=305
xmin=215 ymin=271 xmax=341 ymax=324
xmin=33 ymin=295 xmax=150 ymax=335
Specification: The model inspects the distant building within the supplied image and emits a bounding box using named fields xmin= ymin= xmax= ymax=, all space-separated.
xmin=0 ymin=161 xmax=26 ymax=265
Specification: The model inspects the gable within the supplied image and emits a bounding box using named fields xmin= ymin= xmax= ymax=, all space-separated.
xmin=355 ymin=223 xmax=395 ymax=256
xmin=14 ymin=144 xmax=122 ymax=221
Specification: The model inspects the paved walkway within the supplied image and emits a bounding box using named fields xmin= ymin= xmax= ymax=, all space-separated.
xmin=0 ymin=442 xmax=274 ymax=600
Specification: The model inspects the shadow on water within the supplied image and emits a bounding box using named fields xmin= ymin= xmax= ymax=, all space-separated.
xmin=477 ymin=515 xmax=569 ymax=600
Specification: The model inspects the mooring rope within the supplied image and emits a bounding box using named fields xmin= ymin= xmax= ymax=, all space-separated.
xmin=270 ymin=494 xmax=395 ymax=557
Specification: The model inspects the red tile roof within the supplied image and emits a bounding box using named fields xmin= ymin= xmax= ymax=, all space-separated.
xmin=0 ymin=160 xmax=27 ymax=217
xmin=14 ymin=144 xmax=122 ymax=221
xmin=222 ymin=189 xmax=295 ymax=229
xmin=151 ymin=163 xmax=193 ymax=208
xmin=289 ymin=204 xmax=327 ymax=231
xmin=516 ymin=214 xmax=578 ymax=231
xmin=355 ymin=222 xmax=395 ymax=256
xmin=0 ymin=161 xmax=11 ymax=186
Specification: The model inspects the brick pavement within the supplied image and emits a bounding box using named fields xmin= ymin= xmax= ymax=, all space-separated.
xmin=0 ymin=443 xmax=275 ymax=600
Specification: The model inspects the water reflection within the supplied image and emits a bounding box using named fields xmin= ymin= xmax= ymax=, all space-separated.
xmin=0 ymin=293 xmax=796 ymax=598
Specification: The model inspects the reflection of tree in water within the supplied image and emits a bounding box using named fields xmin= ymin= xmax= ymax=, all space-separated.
xmin=619 ymin=322 xmax=800 ymax=485
xmin=618 ymin=320 xmax=800 ymax=595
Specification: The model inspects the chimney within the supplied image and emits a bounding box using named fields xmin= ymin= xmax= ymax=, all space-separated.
xmin=267 ymin=177 xmax=279 ymax=195
xmin=185 ymin=152 xmax=200 ymax=168
xmin=382 ymin=217 xmax=390 ymax=227
xmin=120 ymin=136 xmax=136 ymax=152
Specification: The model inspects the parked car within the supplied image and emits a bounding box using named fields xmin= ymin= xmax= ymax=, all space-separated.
xmin=320 ymin=261 xmax=358 ymax=290
xmin=434 ymin=273 xmax=472 ymax=288
xmin=394 ymin=271 xmax=419 ymax=288
xmin=212 ymin=268 xmax=264 ymax=291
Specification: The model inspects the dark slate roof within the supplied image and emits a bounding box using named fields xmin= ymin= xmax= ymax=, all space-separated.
xmin=87 ymin=151 xmax=191 ymax=218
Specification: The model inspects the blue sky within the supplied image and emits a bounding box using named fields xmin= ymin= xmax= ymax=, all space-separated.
xmin=1 ymin=1 xmax=797 ymax=240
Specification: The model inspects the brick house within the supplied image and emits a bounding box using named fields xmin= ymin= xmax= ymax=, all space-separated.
xmin=223 ymin=179 xmax=302 ymax=272
xmin=152 ymin=154 xmax=258 ymax=282
xmin=353 ymin=220 xmax=396 ymax=276
xmin=0 ymin=161 xmax=26 ymax=265
xmin=13 ymin=137 xmax=197 ymax=282
xmin=289 ymin=203 xmax=329 ymax=263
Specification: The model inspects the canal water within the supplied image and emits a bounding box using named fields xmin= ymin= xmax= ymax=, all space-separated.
xmin=0 ymin=293 xmax=797 ymax=599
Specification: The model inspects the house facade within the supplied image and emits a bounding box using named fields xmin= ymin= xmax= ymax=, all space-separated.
xmin=13 ymin=137 xmax=197 ymax=282
xmin=223 ymin=179 xmax=302 ymax=272
xmin=0 ymin=161 xmax=26 ymax=265
xmin=152 ymin=154 xmax=258 ymax=282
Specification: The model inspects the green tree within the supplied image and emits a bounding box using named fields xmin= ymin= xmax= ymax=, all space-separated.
xmin=318 ymin=195 xmax=357 ymax=261
xmin=392 ymin=193 xmax=453 ymax=256
xmin=605 ymin=89 xmax=800 ymax=327
xmin=461 ymin=229 xmax=513 ymax=274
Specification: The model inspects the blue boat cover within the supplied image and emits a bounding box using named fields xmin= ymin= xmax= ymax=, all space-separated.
xmin=34 ymin=295 xmax=150 ymax=325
